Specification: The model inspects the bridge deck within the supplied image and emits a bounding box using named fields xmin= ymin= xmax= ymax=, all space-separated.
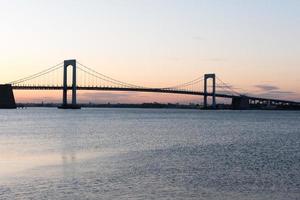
xmin=12 ymin=86 xmax=300 ymax=106
xmin=12 ymin=86 xmax=236 ymax=98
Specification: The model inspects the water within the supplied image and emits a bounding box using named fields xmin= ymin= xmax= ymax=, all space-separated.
xmin=0 ymin=108 xmax=299 ymax=199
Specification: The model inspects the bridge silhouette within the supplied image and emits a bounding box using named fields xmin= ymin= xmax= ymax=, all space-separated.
xmin=1 ymin=59 xmax=300 ymax=109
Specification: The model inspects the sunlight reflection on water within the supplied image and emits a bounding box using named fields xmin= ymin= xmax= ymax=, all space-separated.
xmin=0 ymin=151 xmax=115 ymax=178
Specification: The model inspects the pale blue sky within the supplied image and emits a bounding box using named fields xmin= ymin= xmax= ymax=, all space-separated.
xmin=0 ymin=0 xmax=299 ymax=102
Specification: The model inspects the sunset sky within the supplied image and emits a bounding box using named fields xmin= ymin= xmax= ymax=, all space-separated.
xmin=0 ymin=0 xmax=299 ymax=103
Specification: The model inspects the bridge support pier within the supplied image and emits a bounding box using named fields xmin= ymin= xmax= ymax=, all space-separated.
xmin=204 ymin=74 xmax=216 ymax=109
xmin=59 ymin=59 xmax=80 ymax=109
xmin=0 ymin=84 xmax=16 ymax=109
xmin=232 ymin=96 xmax=250 ymax=110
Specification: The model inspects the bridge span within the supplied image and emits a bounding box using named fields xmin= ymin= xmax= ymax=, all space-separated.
xmin=1 ymin=59 xmax=300 ymax=109
xmin=12 ymin=86 xmax=236 ymax=98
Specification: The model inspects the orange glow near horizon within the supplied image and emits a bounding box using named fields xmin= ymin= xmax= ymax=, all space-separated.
xmin=14 ymin=90 xmax=203 ymax=104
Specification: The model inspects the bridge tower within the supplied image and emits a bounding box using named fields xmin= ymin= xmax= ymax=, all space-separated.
xmin=204 ymin=73 xmax=216 ymax=109
xmin=59 ymin=59 xmax=80 ymax=109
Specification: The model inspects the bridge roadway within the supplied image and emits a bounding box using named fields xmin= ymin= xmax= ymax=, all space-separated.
xmin=12 ymin=85 xmax=300 ymax=106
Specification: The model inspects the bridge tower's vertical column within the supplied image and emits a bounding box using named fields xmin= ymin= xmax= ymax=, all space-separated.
xmin=204 ymin=76 xmax=208 ymax=108
xmin=72 ymin=61 xmax=77 ymax=105
xmin=204 ymin=74 xmax=216 ymax=109
xmin=63 ymin=62 xmax=68 ymax=106
xmin=60 ymin=59 xmax=80 ymax=109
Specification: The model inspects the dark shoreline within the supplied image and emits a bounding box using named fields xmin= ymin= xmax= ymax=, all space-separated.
xmin=16 ymin=103 xmax=300 ymax=110
xmin=18 ymin=103 xmax=202 ymax=109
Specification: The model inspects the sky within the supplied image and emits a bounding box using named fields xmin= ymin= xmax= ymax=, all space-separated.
xmin=0 ymin=0 xmax=299 ymax=104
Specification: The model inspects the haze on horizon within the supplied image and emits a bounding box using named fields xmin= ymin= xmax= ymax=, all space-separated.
xmin=0 ymin=0 xmax=299 ymax=103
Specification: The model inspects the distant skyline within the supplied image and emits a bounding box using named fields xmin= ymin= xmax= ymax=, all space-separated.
xmin=1 ymin=0 xmax=299 ymax=103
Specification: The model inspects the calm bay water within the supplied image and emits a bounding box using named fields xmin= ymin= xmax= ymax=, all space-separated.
xmin=0 ymin=108 xmax=299 ymax=199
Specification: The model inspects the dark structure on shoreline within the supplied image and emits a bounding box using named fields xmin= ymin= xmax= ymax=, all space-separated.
xmin=0 ymin=84 xmax=16 ymax=109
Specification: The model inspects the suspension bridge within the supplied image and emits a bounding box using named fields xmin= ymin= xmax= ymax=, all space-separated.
xmin=1 ymin=59 xmax=299 ymax=109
